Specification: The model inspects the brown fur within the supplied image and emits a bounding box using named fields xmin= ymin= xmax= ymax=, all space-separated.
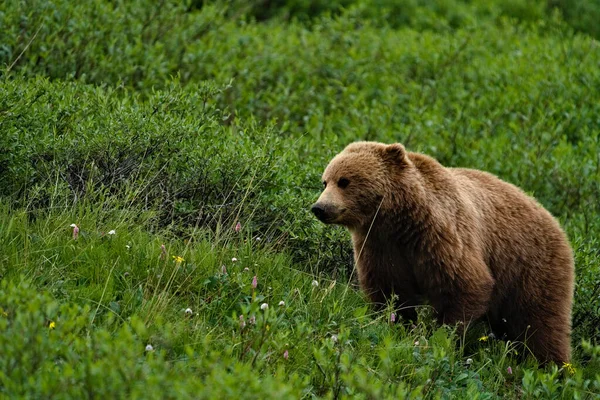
xmin=311 ymin=141 xmax=574 ymax=364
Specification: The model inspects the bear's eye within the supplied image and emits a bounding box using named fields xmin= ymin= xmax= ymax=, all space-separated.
xmin=322 ymin=181 xmax=327 ymax=188
xmin=337 ymin=178 xmax=350 ymax=189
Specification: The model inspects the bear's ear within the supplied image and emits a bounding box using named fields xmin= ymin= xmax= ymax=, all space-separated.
xmin=382 ymin=143 xmax=407 ymax=164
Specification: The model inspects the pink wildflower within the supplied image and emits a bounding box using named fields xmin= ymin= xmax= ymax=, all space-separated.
xmin=283 ymin=350 xmax=289 ymax=360
xmin=239 ymin=315 xmax=246 ymax=329
xmin=507 ymin=366 xmax=513 ymax=375
xmin=390 ymin=312 xmax=396 ymax=323
xmin=221 ymin=265 xmax=227 ymax=275
xmin=252 ymin=275 xmax=257 ymax=289
xmin=70 ymin=224 xmax=79 ymax=240
xmin=160 ymin=244 xmax=167 ymax=260
xmin=235 ymin=222 xmax=242 ymax=233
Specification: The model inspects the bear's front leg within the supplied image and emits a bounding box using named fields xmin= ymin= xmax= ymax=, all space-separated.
xmin=436 ymin=285 xmax=493 ymax=327
xmin=424 ymin=255 xmax=495 ymax=327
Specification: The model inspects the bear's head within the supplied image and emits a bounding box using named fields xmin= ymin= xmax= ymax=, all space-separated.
xmin=311 ymin=141 xmax=410 ymax=229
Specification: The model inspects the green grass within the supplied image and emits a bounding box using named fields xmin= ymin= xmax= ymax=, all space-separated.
xmin=1 ymin=0 xmax=600 ymax=398
xmin=2 ymin=206 xmax=599 ymax=398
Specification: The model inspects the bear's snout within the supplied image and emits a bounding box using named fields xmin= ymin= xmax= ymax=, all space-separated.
xmin=312 ymin=203 xmax=341 ymax=223
xmin=311 ymin=203 xmax=328 ymax=222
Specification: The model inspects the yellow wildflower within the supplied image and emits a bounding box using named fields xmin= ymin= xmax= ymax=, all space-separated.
xmin=562 ymin=362 xmax=576 ymax=375
xmin=49 ymin=321 xmax=56 ymax=330
xmin=478 ymin=335 xmax=489 ymax=342
xmin=172 ymin=256 xmax=185 ymax=263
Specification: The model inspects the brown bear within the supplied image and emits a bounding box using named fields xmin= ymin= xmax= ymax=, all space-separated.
xmin=311 ymin=141 xmax=574 ymax=364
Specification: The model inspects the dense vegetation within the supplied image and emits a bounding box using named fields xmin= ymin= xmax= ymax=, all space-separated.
xmin=1 ymin=0 xmax=599 ymax=397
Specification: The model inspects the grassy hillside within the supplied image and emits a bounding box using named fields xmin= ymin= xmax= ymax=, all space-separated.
xmin=1 ymin=0 xmax=600 ymax=397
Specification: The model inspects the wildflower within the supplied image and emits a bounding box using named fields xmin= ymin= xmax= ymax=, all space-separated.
xmin=243 ymin=267 xmax=250 ymax=272
xmin=232 ymin=257 xmax=238 ymax=262
xmin=48 ymin=321 xmax=56 ymax=330
xmin=185 ymin=308 xmax=193 ymax=315
xmin=160 ymin=244 xmax=167 ymax=260
xmin=466 ymin=358 xmax=473 ymax=365
xmin=221 ymin=265 xmax=227 ymax=275
xmin=478 ymin=335 xmax=489 ymax=342
xmin=239 ymin=315 xmax=246 ymax=329
xmin=311 ymin=280 xmax=319 ymax=288
xmin=414 ymin=341 xmax=419 ymax=346
xmin=390 ymin=312 xmax=396 ymax=323
xmin=125 ymin=245 xmax=131 ymax=250
xmin=145 ymin=344 xmax=154 ymax=352
xmin=278 ymin=301 xmax=285 ymax=307
xmin=261 ymin=303 xmax=269 ymax=310
xmin=249 ymin=315 xmax=256 ymax=325
xmin=507 ymin=366 xmax=513 ymax=375
xmin=283 ymin=350 xmax=289 ymax=360
xmin=70 ymin=224 xmax=79 ymax=240
xmin=255 ymin=236 xmax=262 ymax=242
xmin=488 ymin=332 xmax=496 ymax=340
xmin=252 ymin=275 xmax=258 ymax=289
xmin=173 ymin=255 xmax=184 ymax=263
xmin=108 ymin=230 xmax=116 ymax=235
xmin=331 ymin=334 xmax=338 ymax=343
xmin=562 ymin=362 xmax=576 ymax=375
xmin=235 ymin=222 xmax=242 ymax=233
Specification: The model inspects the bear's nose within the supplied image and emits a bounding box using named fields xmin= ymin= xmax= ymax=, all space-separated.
xmin=311 ymin=204 xmax=327 ymax=221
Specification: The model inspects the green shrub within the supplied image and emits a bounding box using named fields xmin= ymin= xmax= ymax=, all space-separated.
xmin=3 ymin=275 xmax=597 ymax=398
xmin=0 ymin=0 xmax=227 ymax=88
xmin=195 ymin=0 xmax=599 ymax=38
xmin=0 ymin=280 xmax=307 ymax=398
xmin=548 ymin=0 xmax=600 ymax=39
xmin=0 ymin=77 xmax=285 ymax=232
